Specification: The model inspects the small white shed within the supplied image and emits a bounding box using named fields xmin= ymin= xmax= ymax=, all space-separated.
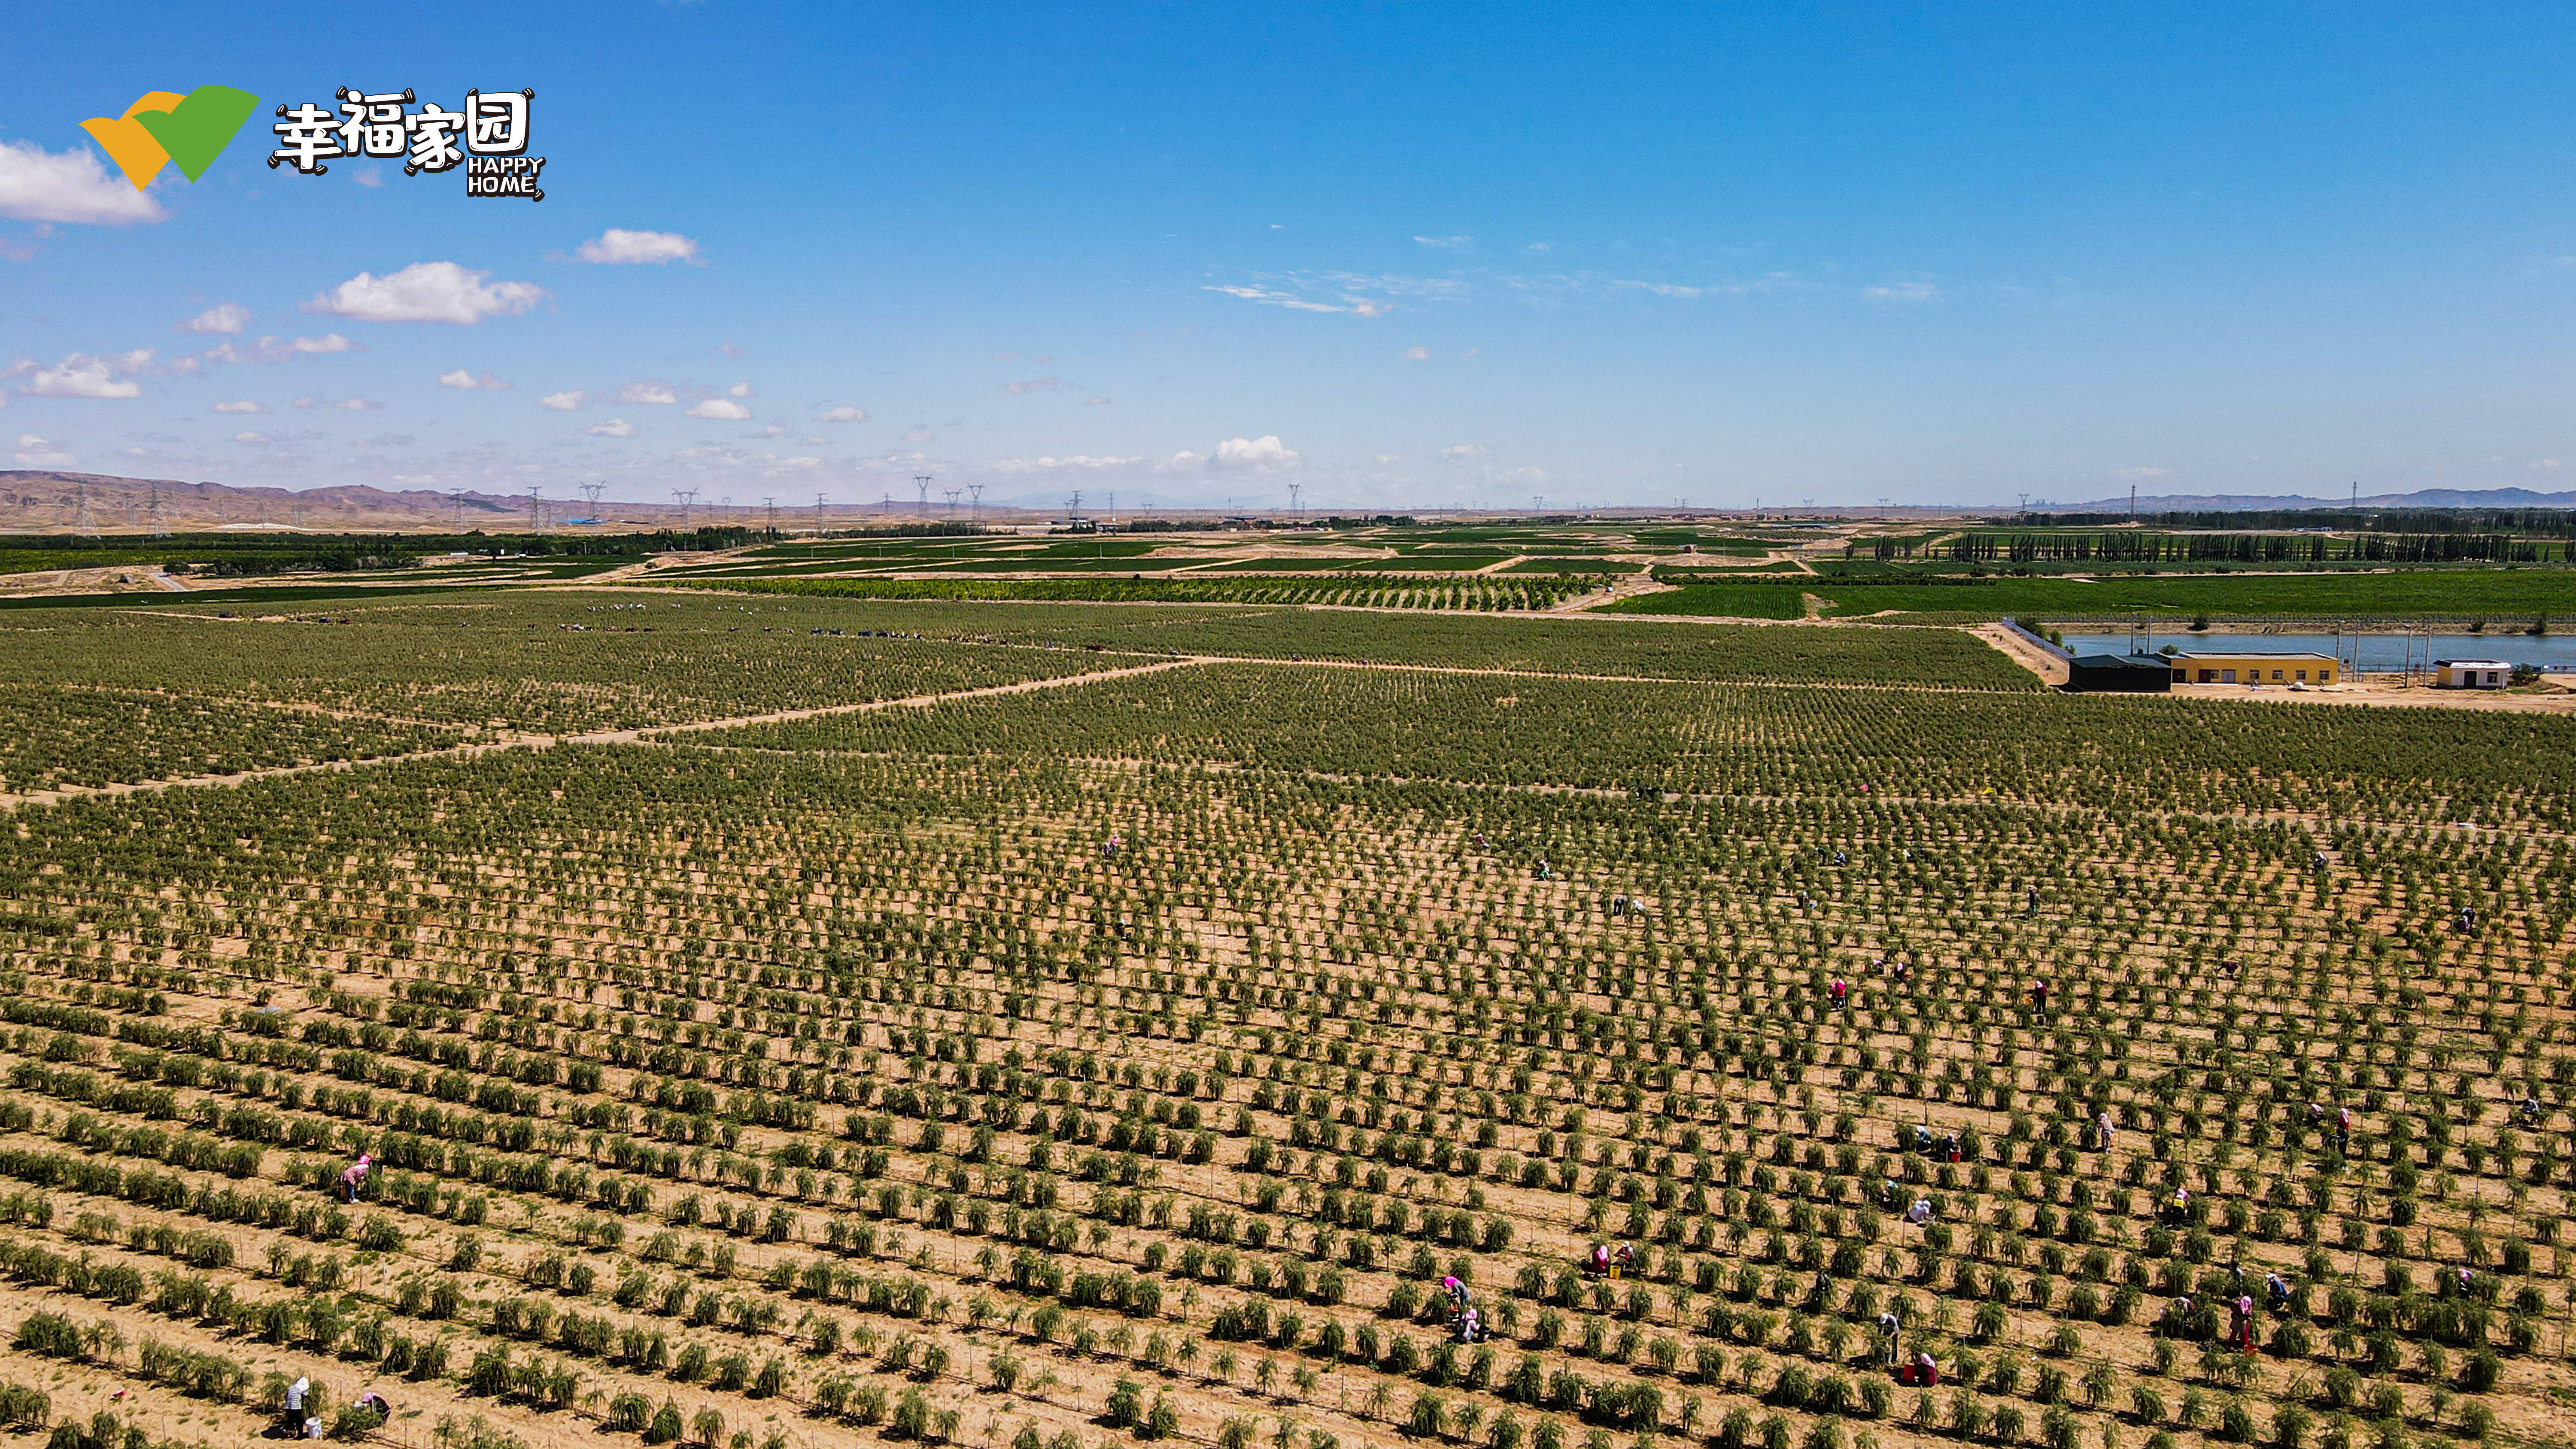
xmin=2434 ymin=659 xmax=2511 ymax=689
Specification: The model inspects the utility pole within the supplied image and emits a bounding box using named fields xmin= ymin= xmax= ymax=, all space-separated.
xmin=2129 ymin=483 xmax=2137 ymax=521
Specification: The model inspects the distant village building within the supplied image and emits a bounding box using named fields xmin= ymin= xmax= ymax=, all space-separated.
xmin=2166 ymin=651 xmax=2339 ymax=687
xmin=2434 ymin=659 xmax=2511 ymax=689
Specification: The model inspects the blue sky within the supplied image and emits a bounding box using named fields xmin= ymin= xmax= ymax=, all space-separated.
xmin=6 ymin=2 xmax=2575 ymax=510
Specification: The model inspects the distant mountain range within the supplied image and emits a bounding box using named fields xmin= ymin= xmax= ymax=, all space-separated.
xmin=2044 ymin=486 xmax=2576 ymax=513
xmin=0 ymin=471 xmax=999 ymax=533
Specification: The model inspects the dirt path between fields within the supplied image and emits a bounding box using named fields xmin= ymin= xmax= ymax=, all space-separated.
xmin=0 ymin=659 xmax=1204 ymax=812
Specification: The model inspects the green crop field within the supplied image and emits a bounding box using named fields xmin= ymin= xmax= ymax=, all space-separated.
xmin=0 ymin=586 xmax=2571 ymax=1449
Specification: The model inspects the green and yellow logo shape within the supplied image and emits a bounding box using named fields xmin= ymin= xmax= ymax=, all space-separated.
xmin=81 ymin=85 xmax=261 ymax=190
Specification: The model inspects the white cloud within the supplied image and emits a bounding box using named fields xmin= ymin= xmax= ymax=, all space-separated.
xmin=586 ymin=418 xmax=637 ymax=437
xmin=619 ymin=382 xmax=677 ymax=405
xmin=686 ymin=398 xmax=752 ymax=420
xmin=903 ymin=425 xmax=933 ymax=442
xmin=1413 ymin=234 xmax=1473 ymax=249
xmin=1349 ymin=300 xmax=1391 ymax=317
xmin=233 ymin=431 xmax=270 ymax=445
xmin=1211 ymin=435 xmax=1297 ymax=470
xmin=0 ymin=140 xmax=162 ymax=225
xmin=1166 ymin=450 xmax=1204 ymax=467
xmin=1084 ymin=396 xmax=1111 ymax=406
xmin=2114 ymin=466 xmax=2168 ymax=480
xmin=816 ymin=406 xmax=867 ymax=422
xmin=334 ymin=396 xmax=379 ymax=411
xmin=180 ymin=303 xmax=250 ymax=335
xmin=1203 ymin=284 xmax=1346 ymax=314
xmin=726 ymin=381 xmax=751 ymax=398
xmin=212 ymin=399 xmax=263 ymax=414
xmin=12 ymin=433 xmax=72 ymax=466
xmin=1525 ymin=242 xmax=1552 ymax=253
xmin=1005 ymin=377 xmax=1061 ymax=393
xmin=995 ymin=454 xmax=1141 ymax=472
xmin=1403 ymin=345 xmax=1430 ymax=361
xmin=306 ymin=261 xmax=546 ymax=324
xmin=204 ymin=334 xmax=356 ymax=364
xmin=538 ymin=390 xmax=585 ymax=410
xmin=1862 ymin=279 xmax=1941 ymax=303
xmin=22 ymin=352 xmax=151 ymax=399
xmin=437 ymin=369 xmax=510 ymax=390
xmin=1439 ymin=443 xmax=1488 ymax=463
xmin=572 ymin=228 xmax=700 ymax=264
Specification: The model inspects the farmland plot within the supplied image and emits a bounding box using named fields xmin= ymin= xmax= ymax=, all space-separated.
xmin=0 ymin=616 xmax=2570 ymax=1449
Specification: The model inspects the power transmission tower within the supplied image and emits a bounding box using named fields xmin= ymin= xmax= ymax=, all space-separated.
xmin=673 ymin=488 xmax=698 ymax=532
xmin=1288 ymin=483 xmax=1302 ymax=516
xmin=580 ymin=481 xmax=605 ymax=527
xmin=450 ymin=489 xmax=468 ymax=534
xmin=763 ymin=496 xmax=776 ymax=537
xmin=967 ymin=483 xmax=984 ymax=518
xmin=74 ymin=479 xmax=95 ymax=539
xmin=1068 ymin=490 xmax=1082 ymax=523
xmin=914 ymin=475 xmax=932 ymax=513
xmin=148 ymin=481 xmax=166 ymax=538
xmin=942 ymin=487 xmax=960 ymax=516
xmin=815 ymin=493 xmax=828 ymax=533
xmin=528 ymin=486 xmax=543 ymax=534
xmin=1105 ymin=491 xmax=1115 ymax=520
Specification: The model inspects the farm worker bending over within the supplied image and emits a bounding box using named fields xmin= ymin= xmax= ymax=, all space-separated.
xmin=2265 ymin=1274 xmax=2290 ymax=1315
xmin=1911 ymin=1352 xmax=1940 ymax=1387
xmin=2096 ymin=1111 xmax=2116 ymax=1152
xmin=2029 ymin=981 xmax=2049 ymax=1011
xmin=1455 ymin=1307 xmax=1481 ymax=1343
xmin=1442 ymin=1275 xmax=1468 ymax=1310
xmin=1829 ymin=978 xmax=1848 ymax=1009
xmin=355 ymin=1394 xmax=391 ymax=1424
xmin=283 ymin=1377 xmax=309 ymax=1436
xmin=1589 ymin=1243 xmax=1611 ymax=1276
xmin=2334 ymin=1106 xmax=2353 ymax=1156
xmin=2524 ymin=1096 xmax=2544 ymax=1126
xmin=1877 ymin=1312 xmax=1902 ymax=1366
xmin=2162 ymin=1296 xmax=2192 ymax=1336
xmin=1906 ymin=1198 xmax=1934 ymax=1226
xmin=1614 ymin=1243 xmax=1636 ymax=1278
xmin=339 ymin=1153 xmax=373 ymax=1203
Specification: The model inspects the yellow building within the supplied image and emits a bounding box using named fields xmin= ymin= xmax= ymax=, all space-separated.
xmin=2166 ymin=651 xmax=2339 ymax=686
